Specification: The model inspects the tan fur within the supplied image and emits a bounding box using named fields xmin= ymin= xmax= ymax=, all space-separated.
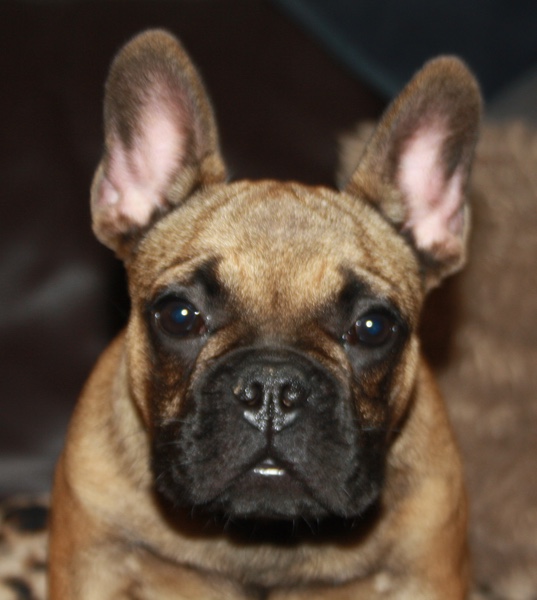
xmin=49 ymin=30 xmax=482 ymax=599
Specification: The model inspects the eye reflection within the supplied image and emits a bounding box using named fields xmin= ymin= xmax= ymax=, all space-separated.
xmin=153 ymin=297 xmax=205 ymax=337
xmin=345 ymin=312 xmax=398 ymax=347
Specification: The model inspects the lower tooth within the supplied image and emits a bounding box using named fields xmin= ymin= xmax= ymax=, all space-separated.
xmin=254 ymin=466 xmax=285 ymax=476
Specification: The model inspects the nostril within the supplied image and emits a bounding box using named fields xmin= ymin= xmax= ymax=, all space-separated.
xmin=280 ymin=382 xmax=307 ymax=410
xmin=233 ymin=379 xmax=264 ymax=408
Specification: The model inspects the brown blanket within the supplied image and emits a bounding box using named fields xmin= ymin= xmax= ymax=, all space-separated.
xmin=434 ymin=123 xmax=537 ymax=599
xmin=342 ymin=120 xmax=537 ymax=598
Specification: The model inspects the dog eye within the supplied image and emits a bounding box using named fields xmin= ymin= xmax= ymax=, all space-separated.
xmin=152 ymin=297 xmax=205 ymax=337
xmin=345 ymin=312 xmax=399 ymax=347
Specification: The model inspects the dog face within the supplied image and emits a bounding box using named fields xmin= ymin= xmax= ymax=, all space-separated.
xmin=129 ymin=180 xmax=421 ymax=520
xmin=90 ymin=31 xmax=480 ymax=522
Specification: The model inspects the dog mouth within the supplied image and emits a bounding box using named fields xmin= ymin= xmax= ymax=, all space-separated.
xmin=152 ymin=347 xmax=387 ymax=521
xmin=214 ymin=439 xmax=337 ymax=518
xmin=153 ymin=435 xmax=340 ymax=520
xmin=153 ymin=425 xmax=386 ymax=524
xmin=206 ymin=452 xmax=323 ymax=520
xmin=153 ymin=429 xmax=383 ymax=522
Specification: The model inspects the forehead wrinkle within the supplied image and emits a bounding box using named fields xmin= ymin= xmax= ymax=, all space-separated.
xmin=132 ymin=179 xmax=421 ymax=316
xmin=130 ymin=252 xmax=218 ymax=301
xmin=217 ymin=246 xmax=345 ymax=328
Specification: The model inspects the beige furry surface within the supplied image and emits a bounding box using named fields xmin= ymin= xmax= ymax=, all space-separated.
xmin=431 ymin=123 xmax=537 ymax=599
xmin=344 ymin=121 xmax=537 ymax=599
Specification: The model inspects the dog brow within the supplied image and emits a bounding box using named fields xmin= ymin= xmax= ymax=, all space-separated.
xmin=190 ymin=258 xmax=226 ymax=300
xmin=336 ymin=269 xmax=405 ymax=325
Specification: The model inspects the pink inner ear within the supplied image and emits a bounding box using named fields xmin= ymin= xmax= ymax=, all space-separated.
xmin=397 ymin=123 xmax=465 ymax=257
xmin=101 ymin=92 xmax=188 ymax=228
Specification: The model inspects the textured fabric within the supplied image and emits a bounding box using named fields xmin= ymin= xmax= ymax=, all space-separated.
xmin=0 ymin=496 xmax=49 ymax=600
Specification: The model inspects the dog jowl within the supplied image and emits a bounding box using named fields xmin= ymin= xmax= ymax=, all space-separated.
xmin=49 ymin=30 xmax=481 ymax=599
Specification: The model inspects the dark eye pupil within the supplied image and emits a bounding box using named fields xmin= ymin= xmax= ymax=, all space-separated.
xmin=154 ymin=298 xmax=204 ymax=337
xmin=362 ymin=317 xmax=384 ymax=337
xmin=349 ymin=313 xmax=397 ymax=347
xmin=171 ymin=305 xmax=195 ymax=326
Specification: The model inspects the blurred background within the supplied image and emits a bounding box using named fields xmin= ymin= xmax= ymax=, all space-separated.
xmin=2 ymin=0 xmax=537 ymax=497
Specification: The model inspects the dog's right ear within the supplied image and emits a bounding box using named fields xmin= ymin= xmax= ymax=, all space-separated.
xmin=91 ymin=30 xmax=226 ymax=258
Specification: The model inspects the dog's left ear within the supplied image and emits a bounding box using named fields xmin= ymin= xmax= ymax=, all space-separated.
xmin=91 ymin=30 xmax=226 ymax=258
xmin=344 ymin=57 xmax=481 ymax=289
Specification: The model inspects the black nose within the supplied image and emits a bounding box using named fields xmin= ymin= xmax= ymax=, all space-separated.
xmin=232 ymin=361 xmax=311 ymax=433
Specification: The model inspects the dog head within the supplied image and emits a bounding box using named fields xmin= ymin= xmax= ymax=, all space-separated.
xmin=90 ymin=31 xmax=480 ymax=521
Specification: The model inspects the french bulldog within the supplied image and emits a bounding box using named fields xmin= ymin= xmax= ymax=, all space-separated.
xmin=49 ymin=29 xmax=480 ymax=599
